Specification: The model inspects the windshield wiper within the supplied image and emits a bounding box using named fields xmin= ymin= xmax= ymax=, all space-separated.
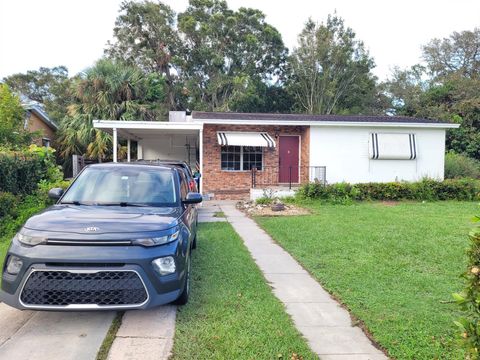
xmin=96 ymin=202 xmax=149 ymax=207
xmin=60 ymin=200 xmax=92 ymax=206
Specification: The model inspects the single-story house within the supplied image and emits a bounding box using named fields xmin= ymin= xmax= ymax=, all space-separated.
xmin=93 ymin=111 xmax=459 ymax=200
xmin=23 ymin=103 xmax=58 ymax=147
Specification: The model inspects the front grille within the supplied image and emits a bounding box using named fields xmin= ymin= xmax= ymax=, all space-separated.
xmin=20 ymin=270 xmax=148 ymax=307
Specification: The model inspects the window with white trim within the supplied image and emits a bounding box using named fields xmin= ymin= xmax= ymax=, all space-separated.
xmin=221 ymin=146 xmax=263 ymax=171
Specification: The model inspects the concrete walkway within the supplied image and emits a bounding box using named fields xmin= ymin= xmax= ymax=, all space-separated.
xmin=219 ymin=202 xmax=388 ymax=360
xmin=0 ymin=303 xmax=115 ymax=360
xmin=198 ymin=201 xmax=227 ymax=223
xmin=107 ymin=306 xmax=176 ymax=360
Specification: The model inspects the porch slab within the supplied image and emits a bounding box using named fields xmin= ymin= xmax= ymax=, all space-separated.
xmin=250 ymin=187 xmax=297 ymax=201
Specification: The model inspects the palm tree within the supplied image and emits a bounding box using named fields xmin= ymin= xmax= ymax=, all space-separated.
xmin=57 ymin=59 xmax=166 ymax=162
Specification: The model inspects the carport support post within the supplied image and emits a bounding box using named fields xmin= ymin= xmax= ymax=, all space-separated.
xmin=199 ymin=128 xmax=203 ymax=194
xmin=113 ymin=127 xmax=118 ymax=163
xmin=127 ymin=138 xmax=131 ymax=162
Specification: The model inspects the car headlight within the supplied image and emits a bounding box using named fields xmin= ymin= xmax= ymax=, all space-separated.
xmin=16 ymin=232 xmax=47 ymax=246
xmin=132 ymin=230 xmax=179 ymax=247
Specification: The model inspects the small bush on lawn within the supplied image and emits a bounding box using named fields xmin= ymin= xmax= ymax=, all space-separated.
xmin=453 ymin=217 xmax=480 ymax=358
xmin=445 ymin=152 xmax=480 ymax=179
xmin=255 ymin=196 xmax=273 ymax=205
xmin=297 ymin=178 xmax=480 ymax=202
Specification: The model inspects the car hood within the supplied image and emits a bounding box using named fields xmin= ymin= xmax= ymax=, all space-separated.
xmin=23 ymin=205 xmax=182 ymax=237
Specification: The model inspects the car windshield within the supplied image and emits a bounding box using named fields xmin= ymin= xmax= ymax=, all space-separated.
xmin=61 ymin=166 xmax=177 ymax=207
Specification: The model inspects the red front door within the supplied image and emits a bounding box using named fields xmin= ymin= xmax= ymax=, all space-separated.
xmin=278 ymin=136 xmax=299 ymax=183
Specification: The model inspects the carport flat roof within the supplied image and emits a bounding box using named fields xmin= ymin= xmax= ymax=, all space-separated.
xmin=93 ymin=120 xmax=202 ymax=140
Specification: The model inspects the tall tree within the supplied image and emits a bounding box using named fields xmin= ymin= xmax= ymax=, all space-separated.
xmin=289 ymin=15 xmax=377 ymax=115
xmin=382 ymin=65 xmax=428 ymax=116
xmin=178 ymin=0 xmax=288 ymax=111
xmin=105 ymin=0 xmax=180 ymax=111
xmin=3 ymin=66 xmax=72 ymax=122
xmin=422 ymin=28 xmax=480 ymax=79
xmin=383 ymin=28 xmax=480 ymax=158
xmin=0 ymin=84 xmax=32 ymax=147
xmin=57 ymin=59 xmax=165 ymax=161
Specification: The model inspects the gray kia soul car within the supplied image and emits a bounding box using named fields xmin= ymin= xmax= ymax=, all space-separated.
xmin=0 ymin=163 xmax=202 ymax=310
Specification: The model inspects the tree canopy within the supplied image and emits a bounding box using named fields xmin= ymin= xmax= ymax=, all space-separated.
xmin=288 ymin=15 xmax=378 ymax=115
xmin=3 ymin=0 xmax=478 ymax=165
xmin=3 ymin=66 xmax=72 ymax=123
xmin=0 ymin=84 xmax=32 ymax=148
xmin=384 ymin=28 xmax=480 ymax=158
xmin=56 ymin=59 xmax=165 ymax=161
xmin=177 ymin=0 xmax=288 ymax=111
xmin=106 ymin=0 xmax=180 ymax=111
xmin=106 ymin=0 xmax=288 ymax=112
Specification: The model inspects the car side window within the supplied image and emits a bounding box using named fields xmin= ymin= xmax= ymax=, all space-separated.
xmin=179 ymin=171 xmax=188 ymax=200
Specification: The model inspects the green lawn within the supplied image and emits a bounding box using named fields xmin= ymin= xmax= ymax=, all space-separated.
xmin=256 ymin=201 xmax=479 ymax=360
xmin=171 ymin=222 xmax=317 ymax=360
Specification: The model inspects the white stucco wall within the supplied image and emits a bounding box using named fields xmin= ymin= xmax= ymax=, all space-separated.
xmin=139 ymin=134 xmax=198 ymax=166
xmin=309 ymin=126 xmax=446 ymax=183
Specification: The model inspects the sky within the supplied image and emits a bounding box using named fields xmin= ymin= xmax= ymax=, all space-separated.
xmin=0 ymin=0 xmax=479 ymax=81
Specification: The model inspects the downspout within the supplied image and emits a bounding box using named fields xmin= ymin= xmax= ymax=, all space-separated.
xmin=127 ymin=138 xmax=131 ymax=163
xmin=199 ymin=127 xmax=203 ymax=195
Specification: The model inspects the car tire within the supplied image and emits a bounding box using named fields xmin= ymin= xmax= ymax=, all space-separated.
xmin=191 ymin=234 xmax=197 ymax=250
xmin=174 ymin=255 xmax=190 ymax=305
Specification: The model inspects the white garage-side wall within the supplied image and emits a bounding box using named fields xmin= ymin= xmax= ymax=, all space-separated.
xmin=310 ymin=126 xmax=446 ymax=183
xmin=138 ymin=134 xmax=198 ymax=166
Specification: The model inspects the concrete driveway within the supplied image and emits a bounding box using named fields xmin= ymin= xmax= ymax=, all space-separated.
xmin=0 ymin=303 xmax=115 ymax=360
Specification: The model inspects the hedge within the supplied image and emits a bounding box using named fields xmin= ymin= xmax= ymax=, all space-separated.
xmin=0 ymin=145 xmax=62 ymax=195
xmin=297 ymin=178 xmax=480 ymax=203
xmin=0 ymin=178 xmax=70 ymax=265
xmin=0 ymin=192 xmax=17 ymax=218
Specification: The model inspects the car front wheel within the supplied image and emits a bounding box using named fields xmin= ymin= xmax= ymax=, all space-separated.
xmin=173 ymin=255 xmax=190 ymax=305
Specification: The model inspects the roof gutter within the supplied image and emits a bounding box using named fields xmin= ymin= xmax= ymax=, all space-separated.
xmin=196 ymin=118 xmax=460 ymax=129
xmin=93 ymin=119 xmax=460 ymax=130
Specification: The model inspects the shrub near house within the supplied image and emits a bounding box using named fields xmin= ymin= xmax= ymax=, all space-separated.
xmin=298 ymin=178 xmax=480 ymax=203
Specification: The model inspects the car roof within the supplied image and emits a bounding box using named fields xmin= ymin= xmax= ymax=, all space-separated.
xmin=86 ymin=162 xmax=179 ymax=172
xmin=136 ymin=160 xmax=190 ymax=167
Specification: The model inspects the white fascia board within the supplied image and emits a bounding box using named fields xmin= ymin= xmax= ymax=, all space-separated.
xmin=197 ymin=118 xmax=460 ymax=129
xmin=93 ymin=120 xmax=203 ymax=130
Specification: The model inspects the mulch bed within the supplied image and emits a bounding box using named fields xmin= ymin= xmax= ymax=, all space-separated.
xmin=236 ymin=201 xmax=311 ymax=217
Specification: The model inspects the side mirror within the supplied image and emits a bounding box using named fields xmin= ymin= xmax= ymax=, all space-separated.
xmin=48 ymin=188 xmax=64 ymax=200
xmin=183 ymin=192 xmax=203 ymax=204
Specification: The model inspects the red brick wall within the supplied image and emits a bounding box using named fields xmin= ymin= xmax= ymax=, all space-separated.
xmin=202 ymin=124 xmax=310 ymax=200
xmin=27 ymin=112 xmax=56 ymax=146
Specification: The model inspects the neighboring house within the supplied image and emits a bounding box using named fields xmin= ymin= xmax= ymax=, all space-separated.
xmin=23 ymin=104 xmax=58 ymax=147
xmin=93 ymin=111 xmax=459 ymax=200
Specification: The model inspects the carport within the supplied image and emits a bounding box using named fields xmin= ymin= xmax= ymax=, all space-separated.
xmin=93 ymin=120 xmax=203 ymax=166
